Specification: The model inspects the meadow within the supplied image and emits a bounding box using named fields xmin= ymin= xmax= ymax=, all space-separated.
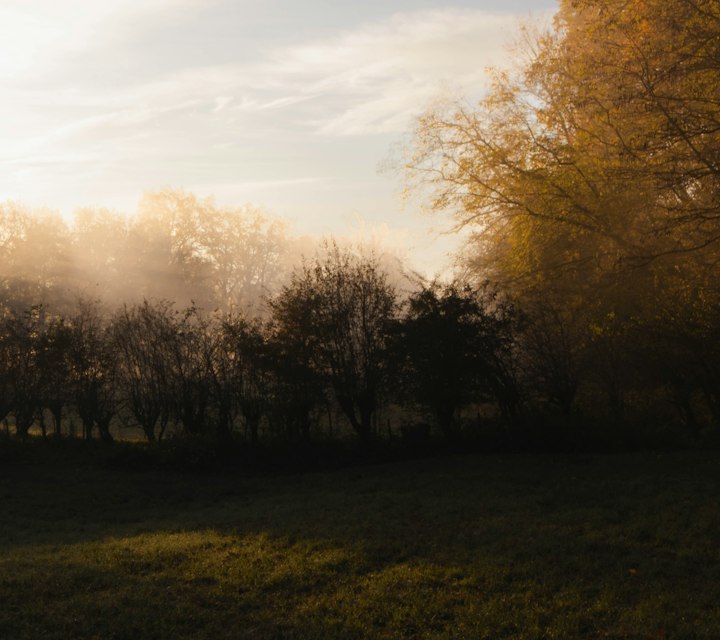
xmin=1 ymin=443 xmax=719 ymax=639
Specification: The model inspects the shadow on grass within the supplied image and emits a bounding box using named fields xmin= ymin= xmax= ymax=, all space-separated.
xmin=1 ymin=447 xmax=719 ymax=638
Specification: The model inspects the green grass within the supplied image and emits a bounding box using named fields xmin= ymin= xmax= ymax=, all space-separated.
xmin=1 ymin=445 xmax=719 ymax=639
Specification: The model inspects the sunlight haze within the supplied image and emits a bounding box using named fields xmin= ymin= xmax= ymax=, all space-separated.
xmin=0 ymin=0 xmax=554 ymax=274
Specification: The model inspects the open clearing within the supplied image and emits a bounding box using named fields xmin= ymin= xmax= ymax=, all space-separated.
xmin=1 ymin=446 xmax=719 ymax=639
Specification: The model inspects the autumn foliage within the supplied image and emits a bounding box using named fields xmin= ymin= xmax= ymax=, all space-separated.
xmin=2 ymin=1 xmax=720 ymax=451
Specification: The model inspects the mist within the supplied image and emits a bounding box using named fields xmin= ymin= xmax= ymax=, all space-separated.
xmin=0 ymin=188 xmax=414 ymax=318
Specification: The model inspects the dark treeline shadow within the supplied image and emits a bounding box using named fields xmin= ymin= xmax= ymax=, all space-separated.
xmin=0 ymin=232 xmax=718 ymax=464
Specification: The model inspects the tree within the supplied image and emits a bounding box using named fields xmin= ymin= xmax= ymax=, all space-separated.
xmin=405 ymin=0 xmax=720 ymax=292
xmin=164 ymin=306 xmax=213 ymax=436
xmin=397 ymin=283 xmax=518 ymax=436
xmin=37 ymin=316 xmax=73 ymax=437
xmin=3 ymin=307 xmax=45 ymax=438
xmin=67 ymin=300 xmax=119 ymax=442
xmin=225 ymin=317 xmax=275 ymax=444
xmin=204 ymin=314 xmax=243 ymax=442
xmin=135 ymin=190 xmax=288 ymax=314
xmin=268 ymin=284 xmax=326 ymax=443
xmin=69 ymin=208 xmax=133 ymax=305
xmin=519 ymin=301 xmax=587 ymax=417
xmin=112 ymin=301 xmax=176 ymax=442
xmin=0 ymin=310 xmax=17 ymax=426
xmin=403 ymin=0 xmax=720 ymax=437
xmin=0 ymin=205 xmax=71 ymax=312
xmin=272 ymin=242 xmax=397 ymax=441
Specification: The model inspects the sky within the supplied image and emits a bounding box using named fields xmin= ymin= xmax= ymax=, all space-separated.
xmin=0 ymin=0 xmax=556 ymax=275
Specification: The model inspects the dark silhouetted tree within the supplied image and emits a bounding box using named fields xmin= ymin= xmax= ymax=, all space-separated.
xmin=222 ymin=316 xmax=274 ymax=444
xmin=68 ymin=300 xmax=119 ymax=442
xmin=397 ymin=283 xmax=518 ymax=437
xmin=112 ymin=301 xmax=176 ymax=442
xmin=273 ymin=243 xmax=397 ymax=441
xmin=4 ymin=307 xmax=45 ymax=438
xmin=268 ymin=289 xmax=325 ymax=442
xmin=37 ymin=316 xmax=73 ymax=437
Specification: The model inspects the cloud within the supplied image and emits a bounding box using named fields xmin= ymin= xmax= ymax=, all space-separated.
xmin=257 ymin=8 xmax=520 ymax=135
xmin=50 ymin=101 xmax=203 ymax=143
xmin=195 ymin=177 xmax=328 ymax=192
xmin=153 ymin=8 xmax=520 ymax=136
xmin=10 ymin=7 xmax=523 ymax=138
xmin=0 ymin=5 xmax=533 ymax=192
xmin=212 ymin=96 xmax=233 ymax=113
xmin=0 ymin=0 xmax=208 ymax=80
xmin=0 ymin=2 xmax=553 ymax=276
xmin=0 ymin=152 xmax=99 ymax=167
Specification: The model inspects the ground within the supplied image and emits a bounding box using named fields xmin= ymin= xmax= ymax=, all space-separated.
xmin=1 ymin=445 xmax=718 ymax=639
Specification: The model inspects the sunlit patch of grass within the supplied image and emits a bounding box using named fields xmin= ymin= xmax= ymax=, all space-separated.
xmin=1 ymin=449 xmax=719 ymax=638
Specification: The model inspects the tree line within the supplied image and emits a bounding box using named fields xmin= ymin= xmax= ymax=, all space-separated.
xmin=0 ymin=243 xmax=511 ymax=445
xmin=1 ymin=238 xmax=719 ymax=449
xmin=399 ymin=0 xmax=720 ymax=447
xmin=4 ymin=0 xmax=720 ymax=451
xmin=0 ymin=190 xmax=295 ymax=317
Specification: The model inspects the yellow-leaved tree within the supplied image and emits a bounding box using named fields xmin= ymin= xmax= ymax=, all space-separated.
xmin=406 ymin=0 xmax=720 ymax=290
xmin=405 ymin=0 xmax=720 ymax=424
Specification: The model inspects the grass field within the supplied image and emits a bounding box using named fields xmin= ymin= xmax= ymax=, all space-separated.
xmin=1 ymin=444 xmax=719 ymax=639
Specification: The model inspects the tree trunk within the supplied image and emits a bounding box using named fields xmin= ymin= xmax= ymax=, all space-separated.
xmin=50 ymin=405 xmax=62 ymax=437
xmin=142 ymin=420 xmax=157 ymax=443
xmin=216 ymin=404 xmax=233 ymax=442
xmin=300 ymin=411 xmax=311 ymax=442
xmin=158 ymin=413 xmax=169 ymax=442
xmin=97 ymin=416 xmax=114 ymax=443
xmin=16 ymin=409 xmax=34 ymax=439
xmin=436 ymin=404 xmax=457 ymax=440
xmin=360 ymin=405 xmax=374 ymax=441
xmin=82 ymin=417 xmax=94 ymax=441
xmin=338 ymin=395 xmax=372 ymax=441
xmin=247 ymin=416 xmax=259 ymax=444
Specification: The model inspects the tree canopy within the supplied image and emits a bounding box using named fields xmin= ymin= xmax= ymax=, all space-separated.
xmin=406 ymin=0 xmax=720 ymax=295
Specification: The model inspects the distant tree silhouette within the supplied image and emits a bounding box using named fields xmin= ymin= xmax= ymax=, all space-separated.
xmin=37 ymin=316 xmax=73 ymax=437
xmin=112 ymin=301 xmax=177 ymax=442
xmin=232 ymin=318 xmax=275 ymax=444
xmin=165 ymin=307 xmax=213 ymax=436
xmin=135 ymin=190 xmax=288 ymax=314
xmin=67 ymin=300 xmax=118 ymax=441
xmin=273 ymin=243 xmax=397 ymax=441
xmin=268 ymin=293 xmax=325 ymax=443
xmin=3 ymin=307 xmax=45 ymax=438
xmin=397 ymin=284 xmax=518 ymax=437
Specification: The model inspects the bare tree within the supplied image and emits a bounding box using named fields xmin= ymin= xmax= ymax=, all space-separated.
xmin=272 ymin=242 xmax=397 ymax=441
xmin=112 ymin=301 xmax=176 ymax=442
xmin=3 ymin=307 xmax=45 ymax=438
xmin=67 ymin=300 xmax=119 ymax=441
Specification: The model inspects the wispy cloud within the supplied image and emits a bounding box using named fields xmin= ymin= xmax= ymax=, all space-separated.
xmin=253 ymin=8 xmax=520 ymax=135
xmin=199 ymin=177 xmax=328 ymax=191
xmin=3 ymin=7 xmax=522 ymax=142
xmin=110 ymin=8 xmax=520 ymax=137
xmin=51 ymin=101 xmax=203 ymax=140
xmin=0 ymin=0 xmax=209 ymax=80
xmin=0 ymin=152 xmax=99 ymax=167
xmin=0 ymin=1 xmax=554 ymax=273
